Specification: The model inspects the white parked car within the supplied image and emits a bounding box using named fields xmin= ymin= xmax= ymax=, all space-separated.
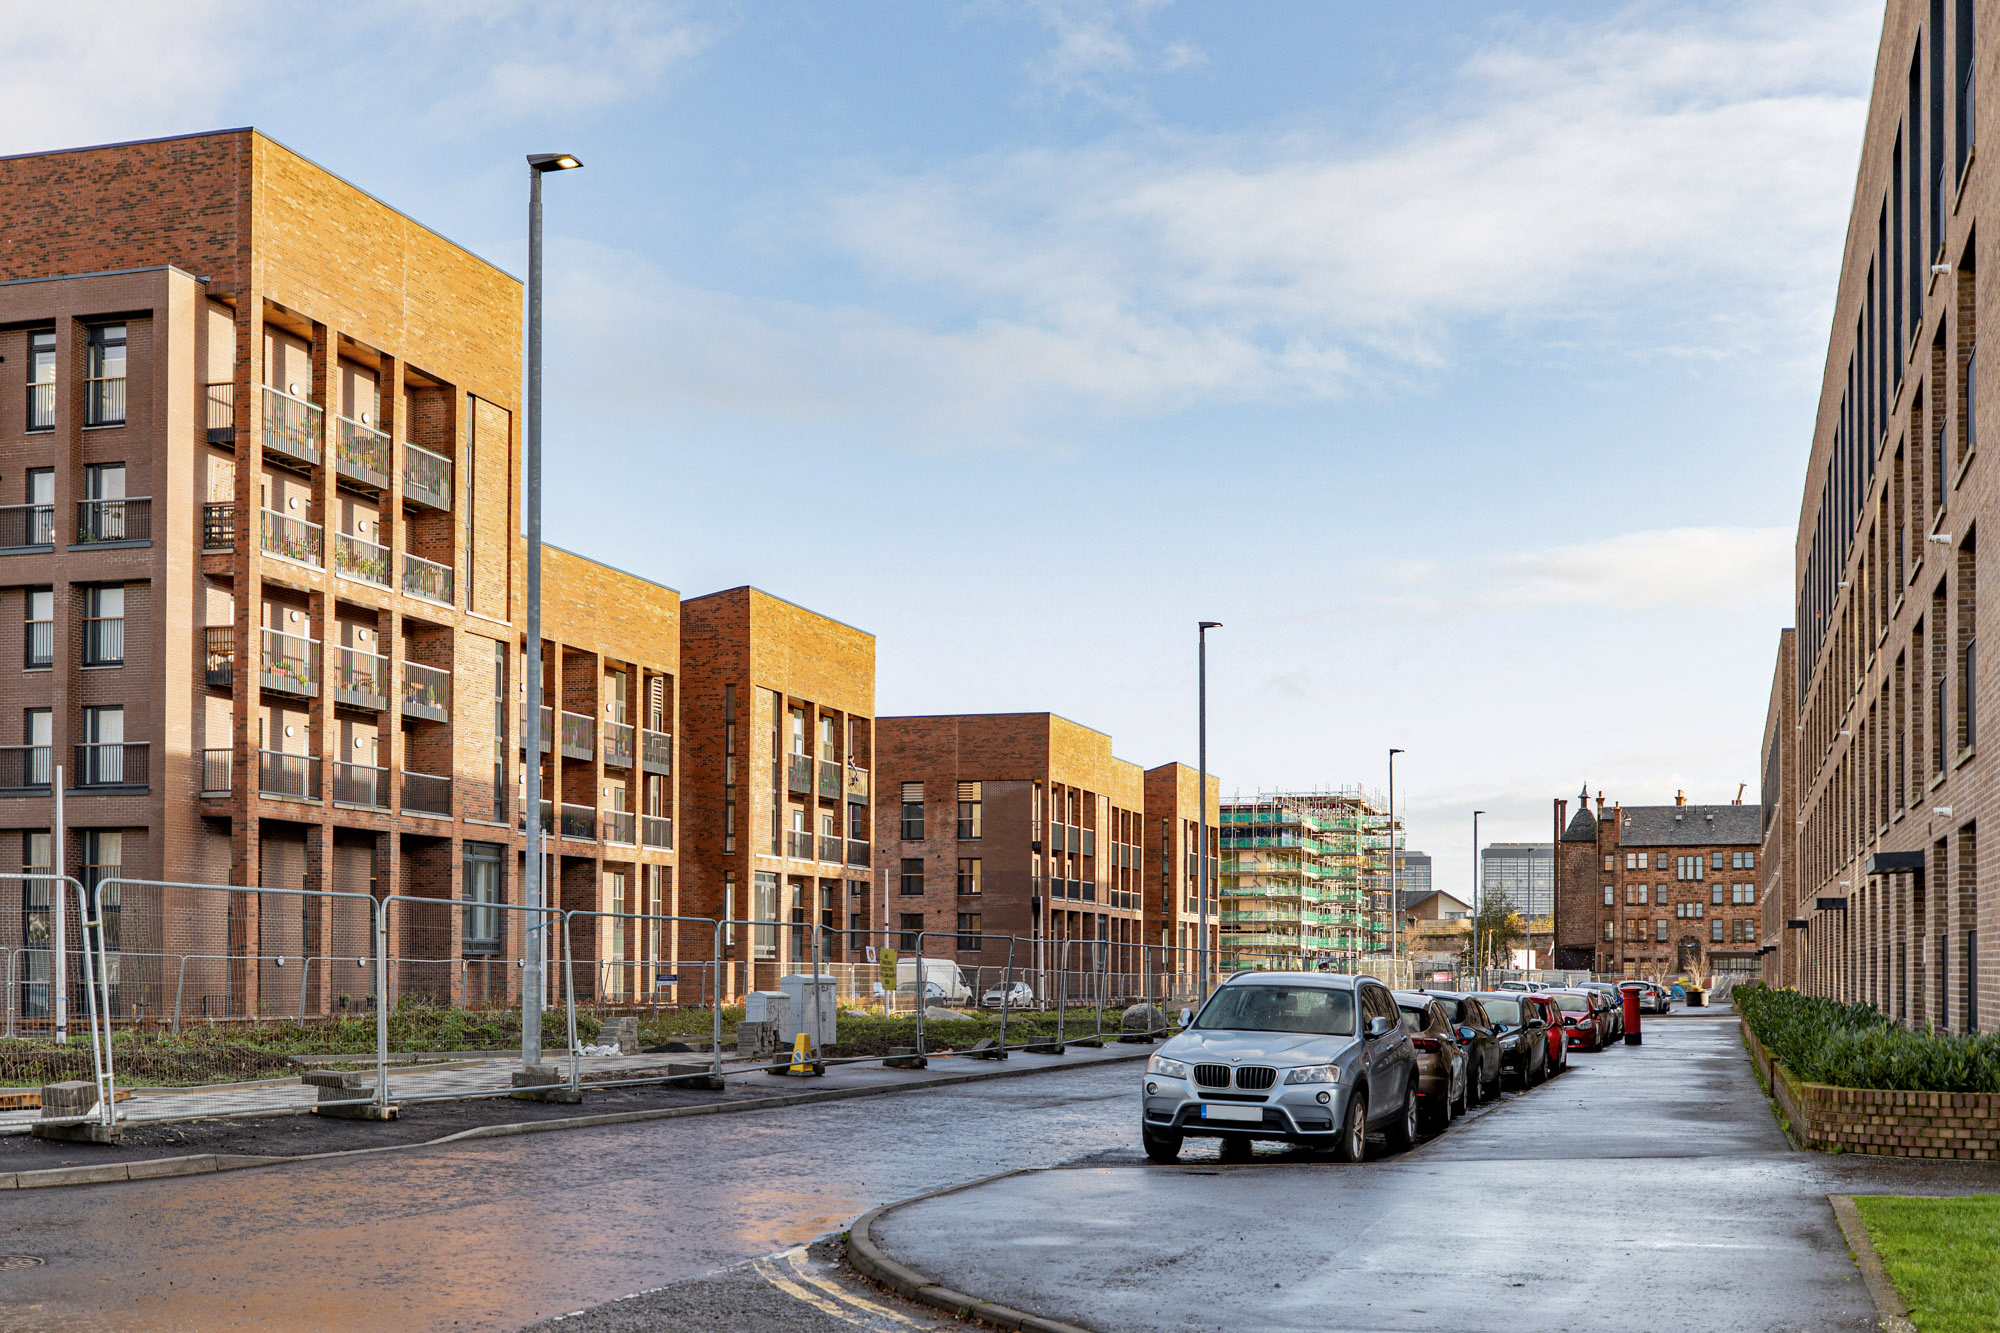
xmin=982 ymin=980 xmax=1036 ymax=1010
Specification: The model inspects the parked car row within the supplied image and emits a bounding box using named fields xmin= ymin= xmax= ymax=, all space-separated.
xmin=1140 ymin=970 xmax=1667 ymax=1162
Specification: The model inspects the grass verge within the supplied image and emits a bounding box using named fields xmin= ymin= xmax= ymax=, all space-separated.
xmin=1853 ymin=1195 xmax=2000 ymax=1332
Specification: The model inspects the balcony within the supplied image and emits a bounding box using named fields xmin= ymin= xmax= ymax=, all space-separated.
xmin=845 ymin=763 xmax=869 ymax=803
xmin=0 ymin=503 xmax=54 ymax=551
xmin=641 ymin=729 xmax=672 ymax=775
xmin=202 ymin=502 xmax=235 ymax=552
xmin=84 ymin=376 xmax=125 ymax=427
xmin=603 ymin=808 xmax=636 ymax=846
xmin=560 ymin=711 xmax=594 ymax=761
xmin=81 ymin=616 xmax=124 ymax=667
xmin=260 ymin=628 xmax=320 ymax=698
xmin=75 ymin=741 xmax=147 ymax=790
xmin=204 ymin=626 xmax=234 ymax=689
xmin=402 ymin=770 xmax=452 ymax=817
xmin=333 ymin=644 xmax=387 ymax=709
xmin=258 ymin=749 xmax=319 ymax=801
xmin=786 ymin=829 xmax=813 ymax=860
xmin=334 ymin=531 xmax=391 ymax=587
xmin=261 ymin=508 xmax=323 ymax=568
xmin=24 ymin=619 xmax=50 ymax=670
xmin=200 ymin=748 xmax=231 ymax=797
xmin=76 ymin=497 xmax=150 ymax=545
xmin=402 ymin=551 xmax=453 ymax=607
xmin=518 ymin=703 xmax=553 ymax=751
xmin=818 ymin=834 xmax=842 ymax=863
xmin=0 ymin=745 xmax=51 ymax=794
xmin=401 ymin=442 xmax=453 ymax=511
xmin=642 ymin=814 xmax=673 ymax=850
xmin=26 ymin=381 xmax=53 ymax=432
xmin=402 ymin=660 xmax=451 ymax=723
xmin=206 ymin=383 xmax=235 ymax=445
xmin=786 ymin=752 xmax=812 ymax=795
xmin=261 ymin=385 xmax=322 ymax=468
xmin=817 ymin=758 xmax=840 ymax=801
xmin=847 ymin=838 xmax=870 ymax=868
xmin=560 ymin=802 xmax=596 ymax=840
xmin=520 ymin=798 xmax=553 ymax=835
xmin=603 ymin=720 xmax=634 ymax=768
xmin=334 ymin=415 xmax=390 ymax=489
xmin=331 ymin=761 xmax=388 ymax=809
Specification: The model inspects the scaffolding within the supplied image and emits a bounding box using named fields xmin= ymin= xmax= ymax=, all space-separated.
xmin=1218 ymin=787 xmax=1402 ymax=975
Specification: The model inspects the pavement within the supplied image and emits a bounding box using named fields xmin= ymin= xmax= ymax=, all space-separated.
xmin=863 ymin=1008 xmax=2000 ymax=1333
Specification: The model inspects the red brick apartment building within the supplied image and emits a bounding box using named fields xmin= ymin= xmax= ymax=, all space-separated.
xmin=871 ymin=714 xmax=1217 ymax=989
xmin=1553 ymin=791 xmax=1765 ymax=980
xmin=1770 ymin=0 xmax=1996 ymax=1028
xmin=1760 ymin=630 xmax=1802 ymax=989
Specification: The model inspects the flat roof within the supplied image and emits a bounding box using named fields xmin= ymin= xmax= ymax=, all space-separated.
xmin=546 ymin=543 xmax=679 ymax=596
xmin=683 ymin=584 xmax=874 ymax=640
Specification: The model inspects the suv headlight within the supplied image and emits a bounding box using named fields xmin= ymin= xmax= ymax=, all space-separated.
xmin=1147 ymin=1054 xmax=1189 ymax=1080
xmin=1283 ymin=1064 xmax=1340 ymax=1085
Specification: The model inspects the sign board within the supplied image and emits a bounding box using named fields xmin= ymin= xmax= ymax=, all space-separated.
xmin=656 ymin=972 xmax=678 ymax=985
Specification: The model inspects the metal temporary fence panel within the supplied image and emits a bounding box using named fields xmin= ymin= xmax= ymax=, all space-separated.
xmin=556 ymin=910 xmax=724 ymax=1092
xmin=0 ymin=875 xmax=112 ymax=1128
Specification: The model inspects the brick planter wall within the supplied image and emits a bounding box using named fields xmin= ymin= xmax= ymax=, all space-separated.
xmin=1740 ymin=1018 xmax=2000 ymax=1159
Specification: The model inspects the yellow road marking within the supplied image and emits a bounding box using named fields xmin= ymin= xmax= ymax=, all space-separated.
xmin=783 ymin=1247 xmax=924 ymax=1326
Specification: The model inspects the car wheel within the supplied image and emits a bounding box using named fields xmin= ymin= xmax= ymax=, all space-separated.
xmin=1142 ymin=1127 xmax=1182 ymax=1163
xmin=1333 ymin=1090 xmax=1367 ymax=1162
xmin=1388 ymin=1082 xmax=1420 ymax=1150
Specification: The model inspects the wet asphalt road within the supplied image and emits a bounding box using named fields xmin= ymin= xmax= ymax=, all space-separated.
xmin=871 ymin=1011 xmax=2000 ymax=1333
xmin=0 ymin=1063 xmax=1139 ymax=1332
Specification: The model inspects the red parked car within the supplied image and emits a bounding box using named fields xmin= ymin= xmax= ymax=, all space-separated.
xmin=1547 ymin=989 xmax=1603 ymax=1052
xmin=1523 ymin=993 xmax=1568 ymax=1075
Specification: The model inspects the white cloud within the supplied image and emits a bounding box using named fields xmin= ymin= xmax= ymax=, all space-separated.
xmin=1020 ymin=0 xmax=1201 ymax=112
xmin=1384 ymin=526 xmax=1792 ymax=612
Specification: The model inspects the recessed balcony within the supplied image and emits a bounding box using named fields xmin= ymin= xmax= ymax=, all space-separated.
xmin=260 ymin=628 xmax=320 ymax=698
xmin=403 ymin=770 xmax=452 ymax=817
xmin=561 ymin=802 xmax=597 ymax=841
xmin=603 ymin=809 xmax=636 ymax=846
xmin=202 ymin=502 xmax=235 ymax=552
xmin=334 ymin=415 xmax=390 ymax=489
xmin=75 ymin=741 xmax=148 ymax=791
xmin=641 ymin=729 xmax=672 ymax=775
xmin=0 ymin=503 xmax=54 ymax=552
xmin=200 ymin=748 xmax=231 ymax=797
xmin=333 ymin=644 xmax=388 ymax=710
xmin=258 ymin=749 xmax=320 ymax=801
xmin=518 ymin=703 xmax=553 ymax=751
xmin=787 ymin=752 xmax=812 ymax=795
xmin=560 ymin=711 xmax=595 ymax=761
xmin=334 ymin=531 xmax=391 ymax=587
xmin=642 ymin=814 xmax=673 ymax=850
xmin=402 ymin=551 xmax=453 ymax=607
xmin=261 ymin=508 xmax=323 ymax=568
xmin=76 ymin=497 xmax=149 ymax=545
xmin=0 ymin=745 xmax=52 ymax=795
xmin=401 ymin=442 xmax=453 ymax=511
xmin=331 ymin=761 xmax=388 ymax=809
xmin=261 ymin=385 xmax=322 ymax=468
xmin=206 ymin=383 xmax=235 ymax=445
xmin=204 ymin=626 xmax=234 ymax=690
xmin=401 ymin=660 xmax=451 ymax=722
xmin=603 ymin=720 xmax=634 ymax=768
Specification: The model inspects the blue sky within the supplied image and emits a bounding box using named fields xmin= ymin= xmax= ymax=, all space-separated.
xmin=2 ymin=0 xmax=1883 ymax=894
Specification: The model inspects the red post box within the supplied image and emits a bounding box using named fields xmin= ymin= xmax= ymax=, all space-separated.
xmin=1622 ymin=986 xmax=1642 ymax=1045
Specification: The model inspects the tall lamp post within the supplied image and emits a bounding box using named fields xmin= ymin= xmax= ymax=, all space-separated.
xmin=522 ymin=150 xmax=583 ymax=1071
xmin=1471 ymin=809 xmax=1485 ymax=988
xmin=1197 ymin=621 xmax=1221 ymax=1001
xmin=1388 ymin=748 xmax=1403 ymax=980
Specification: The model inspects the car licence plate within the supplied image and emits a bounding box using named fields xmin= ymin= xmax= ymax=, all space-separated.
xmin=1199 ymin=1103 xmax=1262 ymax=1123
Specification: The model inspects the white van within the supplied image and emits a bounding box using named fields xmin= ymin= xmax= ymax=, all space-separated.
xmin=896 ymin=956 xmax=971 ymax=1002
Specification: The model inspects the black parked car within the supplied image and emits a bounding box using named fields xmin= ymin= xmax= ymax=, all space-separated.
xmin=1422 ymin=990 xmax=1503 ymax=1103
xmin=1471 ymin=992 xmax=1549 ymax=1089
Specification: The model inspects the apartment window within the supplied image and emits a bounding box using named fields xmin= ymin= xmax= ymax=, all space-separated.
xmin=1603 ymin=920 xmax=1615 ymax=941
xmin=957 ymin=857 xmax=982 ymax=895
xmin=1655 ymin=920 xmax=1668 ymax=943
xmin=462 ymin=842 xmax=502 ymax=955
xmin=1711 ymin=918 xmax=1726 ymax=944
xmin=1603 ymin=855 xmax=1614 ymax=872
xmin=81 ymin=463 xmax=128 ymax=543
xmin=957 ymin=780 xmax=982 ymax=840
xmin=19 ymin=831 xmax=50 ymax=1016
xmin=957 ymin=913 xmax=982 ymax=952
xmin=82 ymin=585 xmax=123 ymax=667
xmin=1712 ymin=884 xmax=1725 ymax=906
xmin=84 ymin=325 xmax=126 ymax=427
xmin=1955 ymin=0 xmax=1975 ymax=177
xmin=24 ymin=468 xmax=51 ymax=546
xmin=491 ymin=642 xmax=508 ymax=823
xmin=900 ymin=857 xmax=925 ymax=896
xmin=900 ymin=781 xmax=924 ymax=840
xmin=1656 ymin=852 xmax=1668 ymax=870
xmin=751 ymin=871 xmax=778 ymax=962
xmin=24 ymin=588 xmax=51 ymax=670
xmin=1745 ymin=920 xmax=1758 ymax=943
xmin=1624 ymin=852 xmax=1639 ymax=870
xmin=81 ymin=830 xmax=121 ymax=998
xmin=81 ymin=706 xmax=124 ymax=785
xmin=21 ymin=709 xmax=50 ymax=789
xmin=1602 ymin=885 xmax=1614 ymax=906
xmin=1710 ymin=851 xmax=1724 ymax=870
xmin=723 ymin=872 xmax=737 ymax=950
xmin=898 ymin=911 xmax=923 ymax=952
xmin=1745 ymin=850 xmax=1756 ymax=869
xmin=1731 ymin=851 xmax=1744 ymax=870
xmin=26 ymin=331 xmax=54 ymax=432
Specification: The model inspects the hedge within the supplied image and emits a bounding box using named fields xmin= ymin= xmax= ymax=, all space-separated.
xmin=1735 ymin=983 xmax=2000 ymax=1093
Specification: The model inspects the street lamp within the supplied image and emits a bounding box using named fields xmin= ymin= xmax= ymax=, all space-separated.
xmin=1471 ymin=810 xmax=1485 ymax=988
xmin=1197 ymin=621 xmax=1221 ymax=1001
xmin=522 ymin=149 xmax=583 ymax=1072
xmin=1388 ymin=748 xmax=1403 ymax=979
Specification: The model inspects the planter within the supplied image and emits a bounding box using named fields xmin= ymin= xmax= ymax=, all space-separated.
xmin=1742 ymin=1019 xmax=2000 ymax=1159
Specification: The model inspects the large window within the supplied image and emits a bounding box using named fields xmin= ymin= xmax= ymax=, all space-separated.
xmin=462 ymin=842 xmax=503 ymax=955
xmin=82 ymin=585 xmax=123 ymax=667
xmin=752 ymin=870 xmax=778 ymax=962
xmin=900 ymin=857 xmax=925 ymax=897
xmin=23 ymin=587 xmax=51 ymax=670
xmin=26 ymin=331 xmax=54 ymax=432
xmin=84 ymin=324 xmax=126 ymax=427
xmin=80 ymin=706 xmax=124 ymax=784
xmin=1711 ymin=918 xmax=1726 ymax=943
xmin=900 ymin=781 xmax=924 ymax=840
xmin=957 ymin=857 xmax=981 ymax=896
xmin=956 ymin=780 xmax=981 ymax=840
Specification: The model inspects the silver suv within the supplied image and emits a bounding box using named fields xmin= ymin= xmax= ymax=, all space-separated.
xmin=1141 ymin=972 xmax=1419 ymax=1163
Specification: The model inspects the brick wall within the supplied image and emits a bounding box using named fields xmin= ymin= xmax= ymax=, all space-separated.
xmin=1743 ymin=1018 xmax=2000 ymax=1159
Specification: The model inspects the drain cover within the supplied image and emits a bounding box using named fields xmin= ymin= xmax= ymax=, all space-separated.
xmin=0 ymin=1256 xmax=43 ymax=1271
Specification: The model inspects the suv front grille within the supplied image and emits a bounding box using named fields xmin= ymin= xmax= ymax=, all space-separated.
xmin=1234 ymin=1066 xmax=1276 ymax=1091
xmin=1193 ymin=1064 xmax=1231 ymax=1088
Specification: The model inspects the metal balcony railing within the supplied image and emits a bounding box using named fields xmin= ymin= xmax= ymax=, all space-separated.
xmin=202 ymin=502 xmax=235 ymax=552
xmin=847 ymin=838 xmax=870 ymax=868
xmin=76 ymin=741 xmax=147 ymax=789
xmin=204 ymin=626 xmax=234 ymax=689
xmin=81 ymin=616 xmax=124 ymax=667
xmin=641 ymin=729 xmax=672 ymax=775
xmin=84 ymin=376 xmax=125 ymax=427
xmin=561 ymin=802 xmax=597 ymax=840
xmin=817 ymin=758 xmax=840 ymax=800
xmin=0 ymin=745 xmax=51 ymax=793
xmin=26 ymin=381 xmax=53 ymax=432
xmin=786 ymin=829 xmax=813 ymax=860
xmin=519 ymin=703 xmax=553 ymax=751
xmin=520 ymin=798 xmax=553 ymax=834
xmin=261 ymin=385 xmax=322 ymax=467
xmin=603 ymin=809 xmax=636 ymax=845
xmin=787 ymin=752 xmax=812 ymax=795
xmin=24 ymin=619 xmax=50 ymax=670
xmin=0 ymin=503 xmax=54 ymax=550
xmin=335 ymin=531 xmax=391 ymax=587
xmin=334 ymin=415 xmax=390 ymax=488
xmin=260 ymin=508 xmax=322 ymax=567
xmin=642 ymin=814 xmax=673 ymax=850
xmin=200 ymin=748 xmax=231 ymax=797
xmin=402 ymin=551 xmax=453 ymax=606
xmin=560 ymin=711 xmax=595 ymax=760
xmin=402 ymin=660 xmax=451 ymax=722
xmin=77 ymin=497 xmax=150 ymax=544
xmin=403 ymin=771 xmax=452 ymax=817
xmin=206 ymin=383 xmax=235 ymax=444
xmin=331 ymin=761 xmax=388 ymax=808
xmin=845 ymin=763 xmax=869 ymax=802
xmin=260 ymin=628 xmax=320 ymax=697
xmin=258 ymin=749 xmax=319 ymax=800
xmin=603 ymin=720 xmax=635 ymax=768
xmin=818 ymin=834 xmax=842 ymax=863
xmin=401 ymin=442 xmax=452 ymax=511
xmin=333 ymin=644 xmax=388 ymax=709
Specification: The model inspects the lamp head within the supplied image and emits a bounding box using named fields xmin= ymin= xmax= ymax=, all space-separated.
xmin=1389 ymin=747 xmax=1404 ymax=756
xmin=1198 ymin=620 xmax=1222 ymax=631
xmin=528 ymin=153 xmax=584 ymax=173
